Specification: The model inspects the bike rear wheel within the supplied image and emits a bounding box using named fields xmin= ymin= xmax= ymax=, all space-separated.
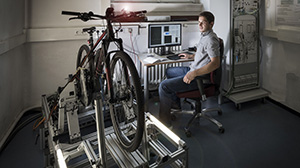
xmin=76 ymin=44 xmax=93 ymax=106
xmin=109 ymin=51 xmax=144 ymax=152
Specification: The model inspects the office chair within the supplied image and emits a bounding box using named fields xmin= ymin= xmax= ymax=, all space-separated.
xmin=171 ymin=38 xmax=224 ymax=137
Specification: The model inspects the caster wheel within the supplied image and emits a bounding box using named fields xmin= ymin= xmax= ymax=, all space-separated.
xmin=261 ymin=97 xmax=266 ymax=104
xmin=236 ymin=103 xmax=241 ymax=110
xmin=218 ymin=111 xmax=222 ymax=116
xmin=219 ymin=127 xmax=225 ymax=134
xmin=185 ymin=130 xmax=191 ymax=137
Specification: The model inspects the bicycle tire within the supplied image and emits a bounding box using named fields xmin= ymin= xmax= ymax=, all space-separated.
xmin=76 ymin=44 xmax=93 ymax=106
xmin=76 ymin=45 xmax=90 ymax=69
xmin=109 ymin=51 xmax=144 ymax=152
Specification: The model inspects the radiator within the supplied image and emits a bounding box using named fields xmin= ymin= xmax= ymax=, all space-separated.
xmin=142 ymin=63 xmax=183 ymax=85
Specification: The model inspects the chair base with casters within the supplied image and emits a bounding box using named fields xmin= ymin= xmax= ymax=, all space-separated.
xmin=171 ymin=90 xmax=225 ymax=137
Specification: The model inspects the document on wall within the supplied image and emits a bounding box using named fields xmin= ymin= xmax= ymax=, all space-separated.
xmin=276 ymin=0 xmax=300 ymax=27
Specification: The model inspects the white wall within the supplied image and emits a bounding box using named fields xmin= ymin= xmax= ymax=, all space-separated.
xmin=261 ymin=0 xmax=300 ymax=112
xmin=0 ymin=0 xmax=25 ymax=40
xmin=0 ymin=0 xmax=28 ymax=147
xmin=260 ymin=37 xmax=300 ymax=112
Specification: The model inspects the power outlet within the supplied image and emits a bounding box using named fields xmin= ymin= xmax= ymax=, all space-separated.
xmin=75 ymin=30 xmax=87 ymax=36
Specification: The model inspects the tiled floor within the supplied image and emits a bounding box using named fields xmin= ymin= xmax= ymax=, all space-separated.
xmin=1 ymin=95 xmax=300 ymax=168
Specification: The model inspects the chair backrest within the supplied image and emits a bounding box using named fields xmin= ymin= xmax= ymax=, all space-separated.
xmin=176 ymin=38 xmax=224 ymax=99
xmin=203 ymin=38 xmax=223 ymax=97
xmin=212 ymin=38 xmax=224 ymax=91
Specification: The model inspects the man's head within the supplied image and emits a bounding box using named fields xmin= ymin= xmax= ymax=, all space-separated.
xmin=198 ymin=11 xmax=215 ymax=32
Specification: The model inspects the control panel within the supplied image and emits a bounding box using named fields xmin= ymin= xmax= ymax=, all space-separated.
xmin=230 ymin=0 xmax=260 ymax=91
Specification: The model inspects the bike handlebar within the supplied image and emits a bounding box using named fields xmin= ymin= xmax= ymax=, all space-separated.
xmin=62 ymin=7 xmax=147 ymax=22
xmin=61 ymin=11 xmax=81 ymax=16
xmin=61 ymin=11 xmax=105 ymax=22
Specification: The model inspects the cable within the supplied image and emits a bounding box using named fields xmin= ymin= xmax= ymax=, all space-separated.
xmin=47 ymin=103 xmax=58 ymax=122
xmin=0 ymin=109 xmax=42 ymax=154
xmin=129 ymin=31 xmax=137 ymax=64
xmin=33 ymin=116 xmax=46 ymax=130
xmin=259 ymin=38 xmax=263 ymax=65
xmin=114 ymin=41 xmax=139 ymax=57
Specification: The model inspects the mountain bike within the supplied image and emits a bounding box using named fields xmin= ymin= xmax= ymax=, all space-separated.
xmin=61 ymin=7 xmax=146 ymax=152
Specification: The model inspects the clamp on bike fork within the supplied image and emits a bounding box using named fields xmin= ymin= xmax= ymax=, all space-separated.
xmin=93 ymin=92 xmax=107 ymax=167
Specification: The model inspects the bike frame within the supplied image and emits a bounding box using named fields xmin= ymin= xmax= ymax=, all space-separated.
xmin=75 ymin=20 xmax=127 ymax=95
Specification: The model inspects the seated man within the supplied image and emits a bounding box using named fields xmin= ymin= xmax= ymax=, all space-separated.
xmin=158 ymin=11 xmax=220 ymax=127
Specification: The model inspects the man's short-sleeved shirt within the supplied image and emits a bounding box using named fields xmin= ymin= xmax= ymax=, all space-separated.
xmin=189 ymin=30 xmax=220 ymax=72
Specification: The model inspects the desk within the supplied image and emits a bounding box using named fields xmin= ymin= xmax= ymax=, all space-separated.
xmin=137 ymin=52 xmax=193 ymax=111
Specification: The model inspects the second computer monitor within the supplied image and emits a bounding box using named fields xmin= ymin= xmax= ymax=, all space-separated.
xmin=148 ymin=23 xmax=181 ymax=55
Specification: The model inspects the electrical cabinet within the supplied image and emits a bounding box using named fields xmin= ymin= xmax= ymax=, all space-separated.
xmin=222 ymin=0 xmax=268 ymax=109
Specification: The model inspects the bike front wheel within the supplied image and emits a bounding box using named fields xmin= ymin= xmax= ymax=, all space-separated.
xmin=109 ymin=51 xmax=144 ymax=152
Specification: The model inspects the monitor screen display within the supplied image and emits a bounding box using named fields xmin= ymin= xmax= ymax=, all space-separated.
xmin=148 ymin=23 xmax=181 ymax=48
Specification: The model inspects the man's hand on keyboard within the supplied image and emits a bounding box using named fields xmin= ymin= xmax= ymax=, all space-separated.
xmin=178 ymin=53 xmax=188 ymax=59
xmin=179 ymin=52 xmax=194 ymax=59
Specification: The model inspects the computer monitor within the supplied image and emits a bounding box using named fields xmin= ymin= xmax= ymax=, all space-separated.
xmin=148 ymin=23 xmax=181 ymax=55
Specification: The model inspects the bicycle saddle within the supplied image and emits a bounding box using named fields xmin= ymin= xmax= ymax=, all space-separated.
xmin=82 ymin=27 xmax=96 ymax=33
